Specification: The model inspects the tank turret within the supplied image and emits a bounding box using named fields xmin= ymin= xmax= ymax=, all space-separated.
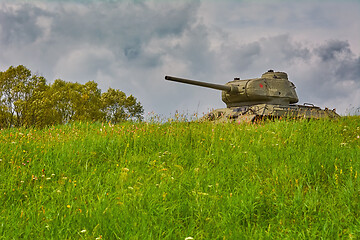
xmin=166 ymin=70 xmax=298 ymax=107
xmin=165 ymin=70 xmax=339 ymax=122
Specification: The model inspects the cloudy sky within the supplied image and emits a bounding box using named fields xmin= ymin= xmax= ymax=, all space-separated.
xmin=1 ymin=0 xmax=359 ymax=118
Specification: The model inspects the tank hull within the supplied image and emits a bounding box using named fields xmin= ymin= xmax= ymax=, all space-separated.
xmin=203 ymin=104 xmax=340 ymax=123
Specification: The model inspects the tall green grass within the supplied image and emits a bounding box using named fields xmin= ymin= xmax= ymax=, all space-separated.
xmin=0 ymin=117 xmax=359 ymax=239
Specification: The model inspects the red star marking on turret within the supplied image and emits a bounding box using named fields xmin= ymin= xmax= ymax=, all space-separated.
xmin=259 ymin=83 xmax=263 ymax=88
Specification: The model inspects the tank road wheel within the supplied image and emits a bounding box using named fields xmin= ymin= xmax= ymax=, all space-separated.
xmin=252 ymin=115 xmax=264 ymax=123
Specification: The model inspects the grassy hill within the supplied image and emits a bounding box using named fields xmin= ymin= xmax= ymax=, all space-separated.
xmin=0 ymin=117 xmax=359 ymax=239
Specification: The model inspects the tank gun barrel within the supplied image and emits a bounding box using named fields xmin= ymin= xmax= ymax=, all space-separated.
xmin=165 ymin=75 xmax=235 ymax=92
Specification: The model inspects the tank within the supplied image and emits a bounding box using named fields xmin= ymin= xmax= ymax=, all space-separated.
xmin=165 ymin=70 xmax=339 ymax=122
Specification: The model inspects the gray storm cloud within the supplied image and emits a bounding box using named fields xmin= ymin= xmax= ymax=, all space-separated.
xmin=0 ymin=0 xmax=359 ymax=116
xmin=314 ymin=40 xmax=360 ymax=81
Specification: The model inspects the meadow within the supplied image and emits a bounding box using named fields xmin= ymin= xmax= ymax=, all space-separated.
xmin=0 ymin=116 xmax=359 ymax=239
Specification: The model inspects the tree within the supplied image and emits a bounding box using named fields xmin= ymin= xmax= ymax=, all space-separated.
xmin=101 ymin=88 xmax=143 ymax=123
xmin=74 ymin=81 xmax=104 ymax=121
xmin=124 ymin=95 xmax=144 ymax=121
xmin=0 ymin=65 xmax=48 ymax=127
xmin=0 ymin=65 xmax=30 ymax=127
xmin=20 ymin=75 xmax=49 ymax=128
xmin=48 ymin=80 xmax=105 ymax=124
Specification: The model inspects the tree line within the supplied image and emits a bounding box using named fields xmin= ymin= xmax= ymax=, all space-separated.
xmin=0 ymin=65 xmax=143 ymax=128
